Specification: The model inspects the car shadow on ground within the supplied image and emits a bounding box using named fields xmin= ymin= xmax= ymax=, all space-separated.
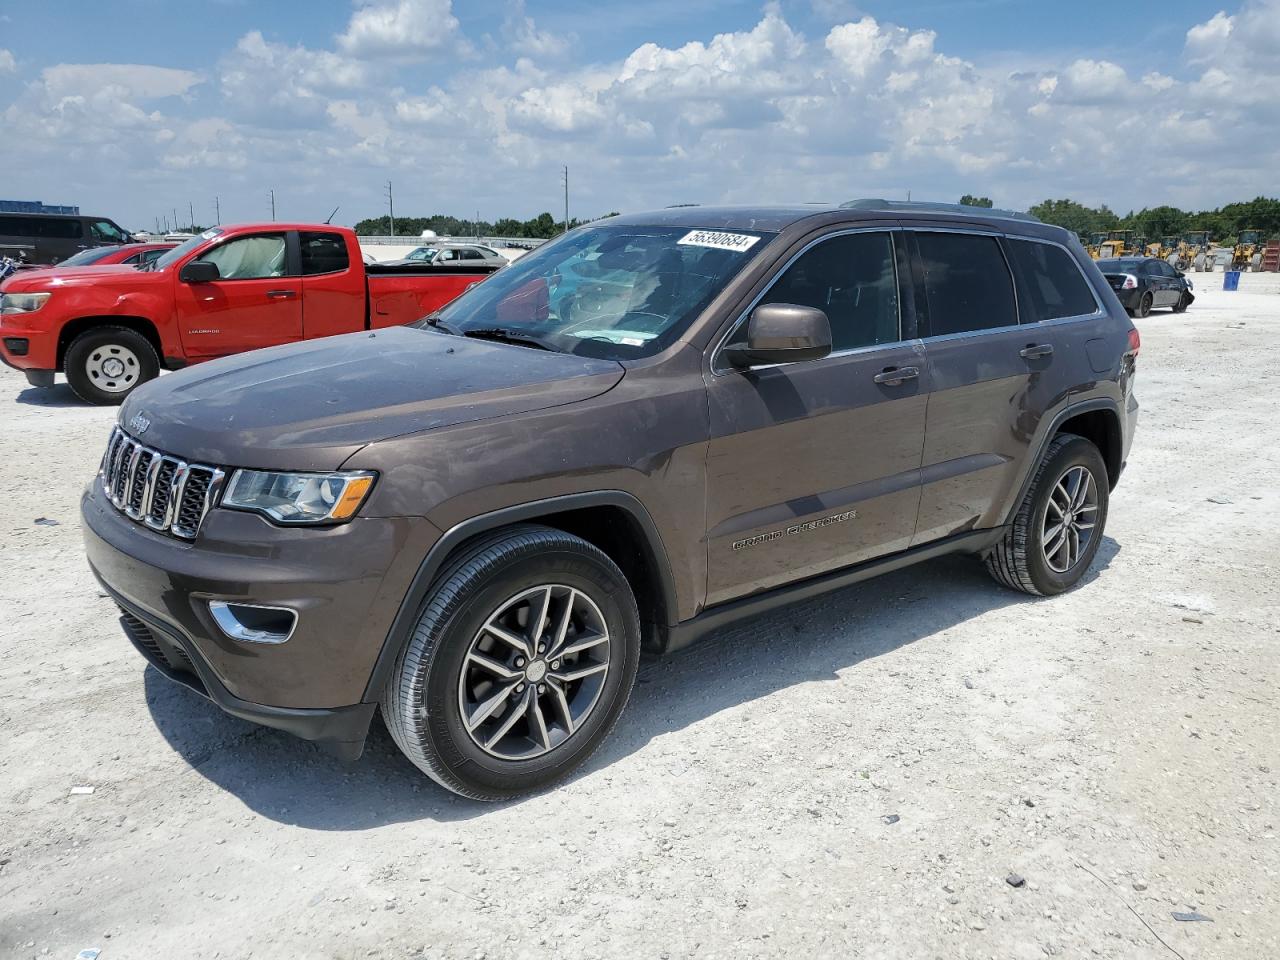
xmin=15 ymin=383 xmax=83 ymax=407
xmin=144 ymin=536 xmax=1120 ymax=828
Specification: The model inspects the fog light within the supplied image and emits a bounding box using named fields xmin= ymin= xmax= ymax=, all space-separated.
xmin=208 ymin=601 xmax=297 ymax=644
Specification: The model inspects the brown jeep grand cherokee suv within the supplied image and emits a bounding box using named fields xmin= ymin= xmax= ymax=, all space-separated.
xmin=82 ymin=201 xmax=1139 ymax=799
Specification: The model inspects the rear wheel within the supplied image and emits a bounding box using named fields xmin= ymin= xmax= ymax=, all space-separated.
xmin=985 ymin=433 xmax=1109 ymax=596
xmin=64 ymin=326 xmax=159 ymax=405
xmin=1132 ymin=292 xmax=1153 ymax=319
xmin=381 ymin=525 xmax=641 ymax=800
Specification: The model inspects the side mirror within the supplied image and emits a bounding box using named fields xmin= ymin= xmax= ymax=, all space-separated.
xmin=723 ymin=303 xmax=832 ymax=369
xmin=180 ymin=260 xmax=220 ymax=283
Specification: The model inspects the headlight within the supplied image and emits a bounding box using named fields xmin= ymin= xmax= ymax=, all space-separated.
xmin=221 ymin=469 xmax=376 ymax=524
xmin=1 ymin=292 xmax=52 ymax=315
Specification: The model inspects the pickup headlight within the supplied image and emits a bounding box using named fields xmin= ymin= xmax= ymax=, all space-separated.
xmin=1 ymin=292 xmax=52 ymax=315
xmin=221 ymin=469 xmax=376 ymax=524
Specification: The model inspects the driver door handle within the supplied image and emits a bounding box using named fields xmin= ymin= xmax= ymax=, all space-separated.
xmin=1020 ymin=343 xmax=1054 ymax=359
xmin=873 ymin=365 xmax=919 ymax=385
xmin=266 ymin=289 xmax=298 ymax=300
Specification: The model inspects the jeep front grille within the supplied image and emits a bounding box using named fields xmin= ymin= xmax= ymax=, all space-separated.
xmin=99 ymin=426 xmax=225 ymax=539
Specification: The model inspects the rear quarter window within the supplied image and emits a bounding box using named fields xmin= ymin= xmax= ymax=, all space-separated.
xmin=916 ymin=232 xmax=1017 ymax=336
xmin=1006 ymin=238 xmax=1098 ymax=322
xmin=300 ymin=232 xmax=350 ymax=275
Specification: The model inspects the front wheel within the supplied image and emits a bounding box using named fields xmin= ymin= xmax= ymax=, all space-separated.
xmin=381 ymin=525 xmax=641 ymax=800
xmin=1173 ymin=292 xmax=1190 ymax=313
xmin=64 ymin=326 xmax=159 ymax=405
xmin=985 ymin=433 xmax=1109 ymax=596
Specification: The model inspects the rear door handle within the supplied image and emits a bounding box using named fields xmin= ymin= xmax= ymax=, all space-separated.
xmin=1020 ymin=343 xmax=1054 ymax=359
xmin=266 ymin=289 xmax=298 ymax=300
xmin=873 ymin=365 xmax=919 ymax=385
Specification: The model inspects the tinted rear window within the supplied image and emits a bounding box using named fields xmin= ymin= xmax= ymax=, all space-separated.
xmin=0 ymin=216 xmax=83 ymax=239
xmin=916 ymin=232 xmax=1017 ymax=336
xmin=1007 ymin=239 xmax=1097 ymax=322
xmin=300 ymin=232 xmax=350 ymax=275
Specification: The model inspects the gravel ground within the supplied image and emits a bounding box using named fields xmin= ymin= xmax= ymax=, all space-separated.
xmin=2 ymin=273 xmax=1278 ymax=960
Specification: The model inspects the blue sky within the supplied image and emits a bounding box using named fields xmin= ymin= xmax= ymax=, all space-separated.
xmin=2 ymin=0 xmax=1276 ymax=230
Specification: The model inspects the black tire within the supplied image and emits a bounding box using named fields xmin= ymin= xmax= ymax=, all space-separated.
xmin=1133 ymin=292 xmax=1152 ymax=319
xmin=64 ymin=326 xmax=159 ymax=405
xmin=1172 ymin=292 xmax=1189 ymax=313
xmin=985 ymin=433 xmax=1110 ymax=597
xmin=381 ymin=524 xmax=641 ymax=800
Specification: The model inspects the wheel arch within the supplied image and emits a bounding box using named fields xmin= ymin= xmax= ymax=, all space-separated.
xmin=363 ymin=491 xmax=678 ymax=702
xmin=56 ymin=315 xmax=162 ymax=371
xmin=1002 ymin=398 xmax=1125 ymax=527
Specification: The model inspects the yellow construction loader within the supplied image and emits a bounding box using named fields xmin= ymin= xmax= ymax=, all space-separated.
xmin=1232 ymin=230 xmax=1265 ymax=272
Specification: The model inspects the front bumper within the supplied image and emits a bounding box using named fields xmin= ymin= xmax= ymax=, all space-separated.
xmin=81 ymin=480 xmax=441 ymax=757
xmin=0 ymin=312 xmax=58 ymax=376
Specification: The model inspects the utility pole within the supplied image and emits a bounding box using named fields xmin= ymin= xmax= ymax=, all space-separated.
xmin=476 ymin=210 xmax=480 ymax=240
xmin=173 ymin=208 xmax=179 ymax=233
xmin=270 ymin=189 xmax=276 ymax=221
xmin=385 ymin=180 xmax=395 ymax=237
xmin=154 ymin=217 xmax=160 ymax=234
xmin=188 ymin=201 xmax=194 ymax=231
xmin=214 ymin=196 xmax=220 ymax=225
xmin=562 ymin=165 xmax=569 ymax=234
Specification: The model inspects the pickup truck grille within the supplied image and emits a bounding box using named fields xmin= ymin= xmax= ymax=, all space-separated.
xmin=99 ymin=426 xmax=225 ymax=539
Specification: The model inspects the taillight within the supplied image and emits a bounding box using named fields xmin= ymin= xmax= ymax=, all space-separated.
xmin=1121 ymin=274 xmax=1137 ymax=290
xmin=1127 ymin=328 xmax=1141 ymax=355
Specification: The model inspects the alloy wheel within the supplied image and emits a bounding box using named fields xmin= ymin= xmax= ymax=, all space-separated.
xmin=1041 ymin=465 xmax=1099 ymax=574
xmin=457 ymin=584 xmax=611 ymax=760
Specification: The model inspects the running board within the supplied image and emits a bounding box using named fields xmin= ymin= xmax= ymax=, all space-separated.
xmin=660 ymin=527 xmax=1006 ymax=654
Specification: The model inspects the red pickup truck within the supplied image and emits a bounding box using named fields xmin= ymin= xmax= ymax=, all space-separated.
xmin=0 ymin=223 xmax=500 ymax=404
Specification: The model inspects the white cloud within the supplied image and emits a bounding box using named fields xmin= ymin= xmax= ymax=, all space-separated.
xmin=3 ymin=2 xmax=1279 ymax=229
xmin=0 ymin=49 xmax=15 ymax=73
xmin=336 ymin=0 xmax=461 ymax=60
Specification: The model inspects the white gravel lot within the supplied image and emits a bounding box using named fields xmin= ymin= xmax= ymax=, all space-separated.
xmin=2 ymin=273 xmax=1278 ymax=960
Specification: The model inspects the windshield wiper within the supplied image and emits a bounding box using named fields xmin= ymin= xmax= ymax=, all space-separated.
xmin=419 ymin=312 xmax=463 ymax=335
xmin=462 ymin=328 xmax=558 ymax=352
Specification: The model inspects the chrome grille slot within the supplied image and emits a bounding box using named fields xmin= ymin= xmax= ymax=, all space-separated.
xmin=98 ymin=426 xmax=224 ymax=540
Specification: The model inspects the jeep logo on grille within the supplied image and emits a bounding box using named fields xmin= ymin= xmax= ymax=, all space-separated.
xmin=128 ymin=413 xmax=151 ymax=435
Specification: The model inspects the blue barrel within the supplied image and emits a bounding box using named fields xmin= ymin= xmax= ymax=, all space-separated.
xmin=1223 ymin=270 xmax=1241 ymax=291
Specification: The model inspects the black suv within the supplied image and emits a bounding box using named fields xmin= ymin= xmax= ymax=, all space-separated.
xmin=82 ymin=200 xmax=1139 ymax=799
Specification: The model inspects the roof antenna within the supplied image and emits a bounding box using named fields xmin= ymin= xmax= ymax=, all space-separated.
xmin=324 ymin=205 xmax=340 ymax=224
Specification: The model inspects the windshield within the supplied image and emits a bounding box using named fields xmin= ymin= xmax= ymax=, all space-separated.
xmin=421 ymin=224 xmax=774 ymax=360
xmin=406 ymin=247 xmax=437 ymax=262
xmin=61 ymin=246 xmax=120 ymax=266
xmin=153 ymin=228 xmax=224 ymax=270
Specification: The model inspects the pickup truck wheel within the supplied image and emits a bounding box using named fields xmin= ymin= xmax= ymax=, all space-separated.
xmin=382 ymin=524 xmax=641 ymax=801
xmin=984 ymin=433 xmax=1109 ymax=596
xmin=64 ymin=326 xmax=159 ymax=405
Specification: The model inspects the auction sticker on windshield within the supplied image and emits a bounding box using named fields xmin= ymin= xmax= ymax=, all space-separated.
xmin=677 ymin=230 xmax=761 ymax=253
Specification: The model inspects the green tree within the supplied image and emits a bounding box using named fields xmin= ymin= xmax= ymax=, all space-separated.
xmin=1028 ymin=198 xmax=1118 ymax=236
xmin=959 ymin=194 xmax=993 ymax=208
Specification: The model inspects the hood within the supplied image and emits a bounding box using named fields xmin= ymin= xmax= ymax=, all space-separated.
xmin=118 ymin=326 xmax=625 ymax=471
xmin=2 ymin=264 xmax=158 ymax=292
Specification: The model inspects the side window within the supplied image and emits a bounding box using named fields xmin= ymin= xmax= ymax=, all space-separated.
xmin=300 ymin=231 xmax=350 ymax=275
xmin=460 ymin=249 xmax=484 ymax=261
xmin=744 ymin=231 xmax=900 ymax=352
xmin=1005 ymin=238 xmax=1098 ymax=323
xmin=916 ymin=232 xmax=1017 ymax=335
xmin=436 ymin=248 xmax=456 ymax=262
xmin=122 ymin=252 xmax=142 ymax=264
xmin=0 ymin=216 xmax=31 ymax=236
xmin=40 ymin=218 xmax=83 ymax=239
xmin=90 ymin=220 xmax=128 ymax=243
xmin=198 ymin=234 xmax=288 ymax=280
xmin=141 ymin=249 xmax=166 ymax=264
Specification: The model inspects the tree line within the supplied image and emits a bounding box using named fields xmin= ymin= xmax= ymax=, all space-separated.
xmin=354 ymin=212 xmax=618 ymax=239
xmin=1013 ymin=196 xmax=1280 ymax=243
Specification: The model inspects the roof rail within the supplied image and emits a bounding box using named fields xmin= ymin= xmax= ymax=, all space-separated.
xmin=839 ymin=198 xmax=1041 ymax=223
